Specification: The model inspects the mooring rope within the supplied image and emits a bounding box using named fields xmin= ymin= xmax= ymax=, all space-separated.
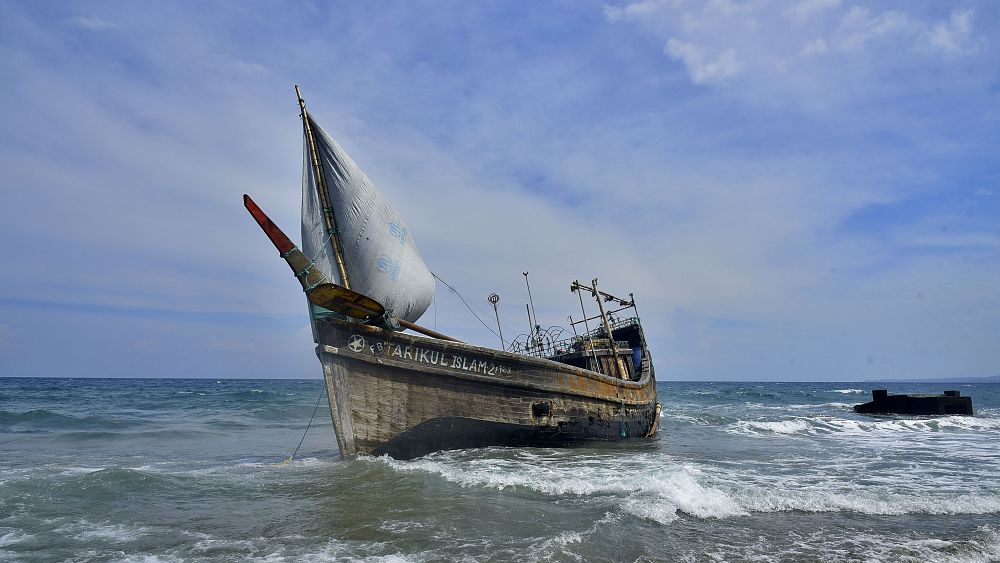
xmin=274 ymin=386 xmax=327 ymax=466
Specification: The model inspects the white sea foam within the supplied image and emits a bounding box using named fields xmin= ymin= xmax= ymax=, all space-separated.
xmin=129 ymin=455 xmax=340 ymax=479
xmin=110 ymin=555 xmax=186 ymax=563
xmin=694 ymin=526 xmax=1000 ymax=563
xmin=379 ymin=520 xmax=434 ymax=534
xmin=247 ymin=537 xmax=417 ymax=563
xmin=376 ymin=455 xmax=748 ymax=522
xmin=774 ymin=401 xmax=855 ymax=411
xmin=731 ymin=419 xmax=812 ymax=435
xmin=727 ymin=414 xmax=1000 ymax=437
xmin=823 ymin=402 xmax=855 ymax=409
xmin=824 ymin=527 xmax=1000 ymax=563
xmin=833 ymin=389 xmax=865 ymax=394
xmin=0 ymin=530 xmax=33 ymax=547
xmin=57 ymin=466 xmax=106 ymax=477
xmin=283 ymin=456 xmax=338 ymax=468
xmin=520 ymin=525 xmax=595 ymax=560
xmin=77 ymin=524 xmax=147 ymax=542
xmin=55 ymin=520 xmax=148 ymax=542
xmin=373 ymin=445 xmax=1000 ymax=524
xmin=189 ymin=537 xmax=259 ymax=554
xmin=728 ymin=485 xmax=1000 ymax=516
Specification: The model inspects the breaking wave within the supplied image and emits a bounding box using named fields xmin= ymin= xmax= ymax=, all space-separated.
xmin=370 ymin=449 xmax=1000 ymax=523
xmin=727 ymin=415 xmax=1000 ymax=437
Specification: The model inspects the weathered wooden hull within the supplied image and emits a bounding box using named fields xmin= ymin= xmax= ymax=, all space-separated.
xmin=313 ymin=317 xmax=660 ymax=460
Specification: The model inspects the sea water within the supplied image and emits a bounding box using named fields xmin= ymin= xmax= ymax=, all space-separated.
xmin=1 ymin=378 xmax=998 ymax=562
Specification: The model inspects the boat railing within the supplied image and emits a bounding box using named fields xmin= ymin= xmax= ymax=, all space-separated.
xmin=510 ymin=316 xmax=641 ymax=359
xmin=605 ymin=315 xmax=641 ymax=332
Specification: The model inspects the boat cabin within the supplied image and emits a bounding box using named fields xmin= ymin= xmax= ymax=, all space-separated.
xmin=507 ymin=279 xmax=648 ymax=381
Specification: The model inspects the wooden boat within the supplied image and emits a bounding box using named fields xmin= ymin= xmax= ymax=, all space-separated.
xmin=244 ymin=87 xmax=660 ymax=460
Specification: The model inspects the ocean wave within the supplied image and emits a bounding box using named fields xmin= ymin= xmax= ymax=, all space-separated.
xmin=374 ymin=455 xmax=747 ymax=522
xmin=47 ymin=467 xmax=184 ymax=501
xmin=727 ymin=415 xmax=1000 ymax=437
xmin=843 ymin=527 xmax=1000 ymax=563
xmin=47 ymin=428 xmax=214 ymax=443
xmin=726 ymin=486 xmax=1000 ymax=517
xmin=371 ymin=449 xmax=1000 ymax=523
xmin=161 ymin=535 xmax=419 ymax=563
xmin=833 ymin=389 xmax=866 ymax=394
xmin=694 ymin=525 xmax=1000 ymax=563
xmin=782 ymin=402 xmax=856 ymax=411
xmin=53 ymin=520 xmax=149 ymax=543
xmin=127 ymin=454 xmax=342 ymax=479
xmin=0 ymin=530 xmax=34 ymax=548
xmin=666 ymin=412 xmax=734 ymax=427
xmin=823 ymin=402 xmax=855 ymax=409
xmin=731 ymin=419 xmax=812 ymax=435
xmin=102 ymin=522 xmax=1000 ymax=563
xmin=0 ymin=409 xmax=137 ymax=431
xmin=57 ymin=466 xmax=109 ymax=477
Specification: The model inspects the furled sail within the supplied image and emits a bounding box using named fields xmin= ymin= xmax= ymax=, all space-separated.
xmin=300 ymin=115 xmax=434 ymax=324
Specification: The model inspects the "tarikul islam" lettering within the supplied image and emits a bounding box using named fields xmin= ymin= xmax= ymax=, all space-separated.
xmin=368 ymin=341 xmax=513 ymax=376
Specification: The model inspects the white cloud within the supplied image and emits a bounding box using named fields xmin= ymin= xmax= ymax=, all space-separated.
xmin=834 ymin=8 xmax=917 ymax=52
xmin=603 ymin=0 xmax=664 ymax=23
xmin=926 ymin=9 xmax=976 ymax=55
xmin=231 ymin=60 xmax=269 ymax=74
xmin=664 ymin=39 xmax=739 ymax=84
xmin=801 ymin=38 xmax=827 ymax=56
xmin=68 ymin=16 xmax=117 ymax=31
xmin=604 ymin=1 xmax=987 ymax=104
xmin=703 ymin=0 xmax=753 ymax=18
xmin=787 ymin=0 xmax=841 ymax=22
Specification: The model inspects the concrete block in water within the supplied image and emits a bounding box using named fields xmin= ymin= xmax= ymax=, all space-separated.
xmin=853 ymin=389 xmax=973 ymax=416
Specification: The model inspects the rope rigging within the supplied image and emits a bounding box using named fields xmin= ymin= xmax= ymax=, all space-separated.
xmin=431 ymin=272 xmax=502 ymax=340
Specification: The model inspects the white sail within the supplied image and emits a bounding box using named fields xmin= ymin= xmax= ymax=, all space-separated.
xmin=301 ymin=116 xmax=434 ymax=324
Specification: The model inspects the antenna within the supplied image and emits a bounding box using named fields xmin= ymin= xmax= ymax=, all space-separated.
xmin=488 ymin=293 xmax=505 ymax=350
xmin=524 ymin=304 xmax=534 ymax=351
xmin=571 ymin=280 xmax=602 ymax=374
xmin=523 ymin=272 xmax=540 ymax=342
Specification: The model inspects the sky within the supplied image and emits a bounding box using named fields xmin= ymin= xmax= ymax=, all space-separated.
xmin=0 ymin=0 xmax=997 ymax=381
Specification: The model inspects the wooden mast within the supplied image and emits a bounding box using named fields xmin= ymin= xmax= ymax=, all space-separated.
xmin=245 ymin=192 xmax=461 ymax=342
xmin=296 ymin=85 xmax=351 ymax=290
xmin=572 ymin=279 xmax=628 ymax=379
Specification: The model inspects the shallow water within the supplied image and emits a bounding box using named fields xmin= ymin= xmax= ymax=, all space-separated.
xmin=1 ymin=378 xmax=998 ymax=562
